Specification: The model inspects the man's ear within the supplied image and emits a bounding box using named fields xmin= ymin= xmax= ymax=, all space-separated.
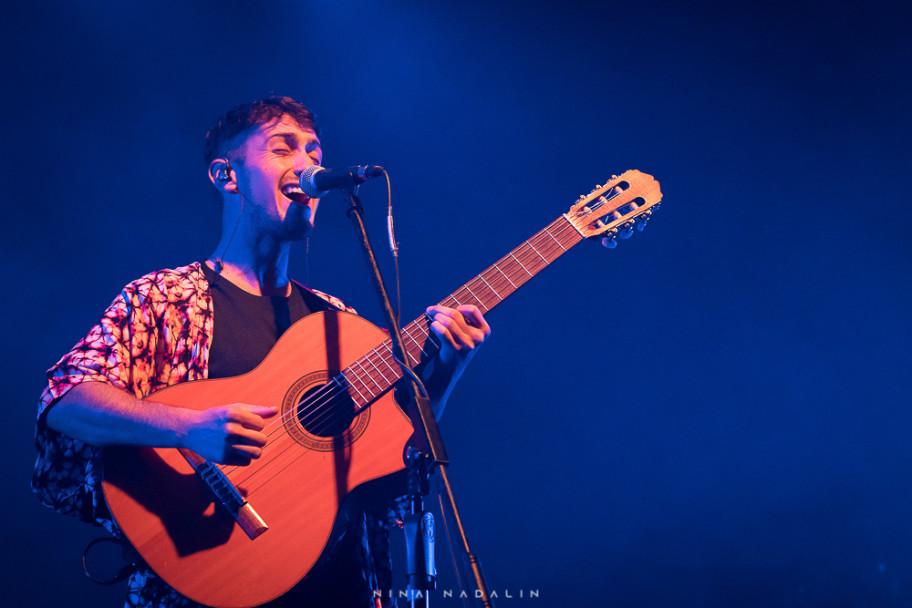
xmin=208 ymin=159 xmax=237 ymax=193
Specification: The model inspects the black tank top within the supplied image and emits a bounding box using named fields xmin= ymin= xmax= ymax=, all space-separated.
xmin=202 ymin=262 xmax=335 ymax=379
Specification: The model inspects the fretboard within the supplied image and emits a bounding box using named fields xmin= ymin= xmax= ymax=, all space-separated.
xmin=340 ymin=215 xmax=584 ymax=410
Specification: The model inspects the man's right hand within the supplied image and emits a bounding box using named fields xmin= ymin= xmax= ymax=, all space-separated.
xmin=180 ymin=404 xmax=279 ymax=466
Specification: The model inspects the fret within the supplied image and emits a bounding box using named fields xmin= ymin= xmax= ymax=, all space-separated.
xmin=423 ymin=330 xmax=442 ymax=351
xmin=510 ymin=244 xmax=543 ymax=276
xmin=527 ymin=241 xmax=549 ymax=265
xmin=542 ymin=225 xmax=567 ymax=251
xmin=380 ymin=342 xmax=407 ymax=380
xmin=337 ymin=211 xmax=597 ymax=413
xmin=527 ymin=235 xmax=557 ymax=264
xmin=531 ymin=235 xmax=559 ymax=263
xmin=364 ymin=350 xmax=395 ymax=384
xmin=348 ymin=359 xmax=383 ymax=397
xmin=509 ymin=252 xmax=534 ymax=277
xmin=400 ymin=329 xmax=423 ymax=368
xmin=338 ymin=370 xmax=369 ymax=404
xmin=461 ymin=283 xmax=487 ymax=311
xmin=492 ymin=262 xmax=517 ymax=289
xmin=408 ymin=324 xmax=434 ymax=365
xmin=379 ymin=342 xmax=408 ymax=376
xmin=477 ymin=274 xmax=503 ymax=301
xmin=407 ymin=322 xmax=432 ymax=359
xmin=380 ymin=342 xmax=407 ymax=376
xmin=554 ymin=217 xmax=584 ymax=251
xmin=462 ymin=281 xmax=494 ymax=309
xmin=534 ymin=228 xmax=571 ymax=260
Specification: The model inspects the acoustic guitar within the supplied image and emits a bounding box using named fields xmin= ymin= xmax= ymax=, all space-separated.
xmin=102 ymin=170 xmax=663 ymax=607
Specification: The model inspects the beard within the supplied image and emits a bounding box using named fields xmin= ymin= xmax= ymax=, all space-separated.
xmin=245 ymin=197 xmax=314 ymax=243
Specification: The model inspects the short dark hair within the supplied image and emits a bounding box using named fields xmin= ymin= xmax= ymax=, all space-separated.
xmin=203 ymin=96 xmax=320 ymax=165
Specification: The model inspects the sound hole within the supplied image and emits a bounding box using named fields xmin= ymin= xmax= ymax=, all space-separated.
xmin=296 ymin=383 xmax=356 ymax=438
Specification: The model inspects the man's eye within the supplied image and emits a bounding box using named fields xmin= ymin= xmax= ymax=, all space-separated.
xmin=273 ymin=148 xmax=291 ymax=155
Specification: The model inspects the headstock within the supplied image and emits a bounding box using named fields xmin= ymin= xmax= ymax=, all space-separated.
xmin=563 ymin=170 xmax=663 ymax=242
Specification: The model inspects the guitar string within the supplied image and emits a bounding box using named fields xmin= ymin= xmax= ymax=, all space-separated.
xmin=221 ymin=321 xmax=436 ymax=484
xmin=223 ymin=218 xmax=581 ymax=491
xmin=273 ymin=221 xmax=573 ymax=440
xmin=237 ymin=228 xmax=549 ymax=454
xmin=222 ymin=317 xmax=448 ymax=488
xmin=274 ymin=317 xmax=430 ymax=434
xmin=221 ymin=219 xmax=581 ymax=492
xmin=223 ymin=326 xmax=454 ymax=491
xmin=162 ymin=190 xmax=648 ymax=536
xmin=243 ymin=208 xmax=595 ymax=451
xmin=271 ymin=318 xmax=434 ymax=436
xmin=218 ymin=214 xmax=592 ymax=491
xmin=220 ymin=252 xmax=541 ymax=490
xmin=232 ymin=231 xmax=580 ymax=495
xmin=222 ymin=225 xmax=580 ymax=492
xmin=197 ymin=192 xmax=635 ymax=499
xmin=230 ymin=324 xmax=437 ymax=476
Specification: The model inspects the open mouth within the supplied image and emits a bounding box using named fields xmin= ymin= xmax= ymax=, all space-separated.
xmin=281 ymin=184 xmax=310 ymax=204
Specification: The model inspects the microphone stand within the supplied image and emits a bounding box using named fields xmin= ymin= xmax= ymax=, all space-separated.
xmin=344 ymin=189 xmax=494 ymax=608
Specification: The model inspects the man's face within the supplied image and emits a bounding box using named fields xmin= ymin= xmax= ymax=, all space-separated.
xmin=232 ymin=115 xmax=323 ymax=239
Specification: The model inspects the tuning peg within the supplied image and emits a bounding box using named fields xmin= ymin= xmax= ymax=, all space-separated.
xmin=600 ymin=228 xmax=619 ymax=249
xmin=618 ymin=223 xmax=634 ymax=239
xmin=635 ymin=215 xmax=649 ymax=231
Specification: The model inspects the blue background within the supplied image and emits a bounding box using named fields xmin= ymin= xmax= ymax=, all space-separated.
xmin=3 ymin=1 xmax=911 ymax=606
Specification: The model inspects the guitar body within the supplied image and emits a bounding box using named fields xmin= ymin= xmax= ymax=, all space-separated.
xmin=102 ymin=311 xmax=415 ymax=608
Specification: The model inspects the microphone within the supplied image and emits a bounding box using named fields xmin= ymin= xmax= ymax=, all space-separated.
xmin=299 ymin=165 xmax=384 ymax=198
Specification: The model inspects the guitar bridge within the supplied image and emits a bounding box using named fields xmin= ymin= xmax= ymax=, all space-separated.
xmin=179 ymin=448 xmax=268 ymax=540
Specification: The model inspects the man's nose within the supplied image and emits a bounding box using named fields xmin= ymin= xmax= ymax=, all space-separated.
xmin=294 ymin=153 xmax=318 ymax=174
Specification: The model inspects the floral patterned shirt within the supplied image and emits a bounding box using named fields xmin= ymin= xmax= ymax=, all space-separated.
xmin=32 ymin=262 xmax=390 ymax=607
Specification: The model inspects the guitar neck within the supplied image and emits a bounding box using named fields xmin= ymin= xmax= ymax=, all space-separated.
xmin=342 ymin=215 xmax=583 ymax=408
xmin=435 ymin=214 xmax=584 ymax=314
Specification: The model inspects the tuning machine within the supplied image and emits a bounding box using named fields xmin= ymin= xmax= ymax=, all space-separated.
xmin=600 ymin=229 xmax=619 ymax=249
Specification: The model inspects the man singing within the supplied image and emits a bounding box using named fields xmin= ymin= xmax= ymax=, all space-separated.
xmin=33 ymin=96 xmax=490 ymax=607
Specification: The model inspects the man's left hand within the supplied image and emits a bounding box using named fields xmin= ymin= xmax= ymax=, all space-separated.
xmin=426 ymin=304 xmax=491 ymax=368
xmin=418 ymin=304 xmax=491 ymax=416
